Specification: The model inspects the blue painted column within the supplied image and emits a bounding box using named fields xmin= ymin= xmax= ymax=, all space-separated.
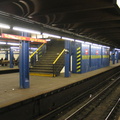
xmin=5 ymin=51 xmax=8 ymax=60
xmin=112 ymin=49 xmax=115 ymax=64
xmin=10 ymin=48 xmax=14 ymax=68
xmin=19 ymin=32 xmax=30 ymax=88
xmin=72 ymin=40 xmax=76 ymax=73
xmin=116 ymin=50 xmax=119 ymax=63
xmin=65 ymin=40 xmax=71 ymax=77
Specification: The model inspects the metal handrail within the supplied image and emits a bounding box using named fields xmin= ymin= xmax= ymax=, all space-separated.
xmin=53 ymin=49 xmax=65 ymax=64
xmin=53 ymin=49 xmax=65 ymax=77
xmin=30 ymin=43 xmax=45 ymax=58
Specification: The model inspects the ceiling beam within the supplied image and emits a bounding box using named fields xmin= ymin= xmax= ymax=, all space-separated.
xmin=34 ymin=0 xmax=114 ymax=15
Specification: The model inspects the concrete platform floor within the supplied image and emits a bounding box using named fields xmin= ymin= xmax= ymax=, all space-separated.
xmin=0 ymin=63 xmax=120 ymax=108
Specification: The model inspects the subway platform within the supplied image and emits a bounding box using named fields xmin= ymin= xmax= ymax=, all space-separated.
xmin=0 ymin=62 xmax=120 ymax=109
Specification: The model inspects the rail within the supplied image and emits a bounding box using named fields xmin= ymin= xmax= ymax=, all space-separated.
xmin=29 ymin=43 xmax=45 ymax=59
xmin=53 ymin=49 xmax=65 ymax=77
xmin=105 ymin=98 xmax=120 ymax=120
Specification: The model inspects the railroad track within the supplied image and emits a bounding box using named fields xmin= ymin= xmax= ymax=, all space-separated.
xmin=104 ymin=98 xmax=120 ymax=120
xmin=36 ymin=71 xmax=120 ymax=120
xmin=64 ymin=76 xmax=120 ymax=120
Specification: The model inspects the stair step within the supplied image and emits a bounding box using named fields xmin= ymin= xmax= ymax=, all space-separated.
xmin=30 ymin=72 xmax=53 ymax=77
xmin=30 ymin=69 xmax=53 ymax=73
xmin=30 ymin=40 xmax=64 ymax=76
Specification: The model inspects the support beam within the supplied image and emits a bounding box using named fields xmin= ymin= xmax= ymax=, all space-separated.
xmin=19 ymin=33 xmax=30 ymax=88
xmin=10 ymin=48 xmax=14 ymax=68
xmin=112 ymin=49 xmax=115 ymax=64
xmin=64 ymin=40 xmax=71 ymax=77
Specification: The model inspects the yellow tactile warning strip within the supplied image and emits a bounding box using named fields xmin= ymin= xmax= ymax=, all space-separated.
xmin=30 ymin=72 xmax=53 ymax=77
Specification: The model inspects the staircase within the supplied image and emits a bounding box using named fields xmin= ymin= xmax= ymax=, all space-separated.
xmin=30 ymin=40 xmax=64 ymax=76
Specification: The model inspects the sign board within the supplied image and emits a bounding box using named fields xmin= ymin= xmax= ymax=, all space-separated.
xmin=2 ymin=33 xmax=47 ymax=43
xmin=85 ymin=49 xmax=88 ymax=55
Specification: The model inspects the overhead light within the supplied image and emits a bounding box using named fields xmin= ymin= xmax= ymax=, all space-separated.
xmin=85 ymin=42 xmax=92 ymax=45
xmin=0 ymin=23 xmax=10 ymax=29
xmin=42 ymin=33 xmax=61 ymax=39
xmin=116 ymin=0 xmax=120 ymax=8
xmin=92 ymin=43 xmax=99 ymax=46
xmin=7 ymin=42 xmax=19 ymax=46
xmin=62 ymin=37 xmax=74 ymax=41
xmin=29 ymin=47 xmax=37 ymax=50
xmin=75 ymin=40 xmax=84 ymax=43
xmin=46 ymin=39 xmax=51 ymax=41
xmin=0 ymin=42 xmax=6 ymax=44
xmin=13 ymin=27 xmax=41 ymax=34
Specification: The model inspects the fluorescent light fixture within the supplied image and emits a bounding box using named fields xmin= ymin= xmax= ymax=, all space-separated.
xmin=30 ymin=47 xmax=37 ymax=50
xmin=7 ymin=42 xmax=19 ymax=46
xmin=75 ymin=40 xmax=84 ymax=43
xmin=0 ymin=23 xmax=10 ymax=29
xmin=92 ymin=43 xmax=99 ymax=46
xmin=0 ymin=42 xmax=6 ymax=44
xmin=46 ymin=39 xmax=51 ymax=41
xmin=85 ymin=42 xmax=92 ymax=45
xmin=116 ymin=0 xmax=120 ymax=8
xmin=13 ymin=27 xmax=41 ymax=34
xmin=98 ymin=45 xmax=102 ymax=47
xmin=62 ymin=37 xmax=74 ymax=41
xmin=42 ymin=33 xmax=61 ymax=39
xmin=115 ymin=48 xmax=120 ymax=50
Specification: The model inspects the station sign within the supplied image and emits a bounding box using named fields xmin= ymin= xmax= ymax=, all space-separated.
xmin=1 ymin=33 xmax=47 ymax=43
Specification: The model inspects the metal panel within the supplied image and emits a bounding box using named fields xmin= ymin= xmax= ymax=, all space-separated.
xmin=90 ymin=45 xmax=102 ymax=70
xmin=65 ymin=40 xmax=71 ymax=77
xmin=81 ymin=44 xmax=90 ymax=73
xmin=102 ymin=47 xmax=110 ymax=67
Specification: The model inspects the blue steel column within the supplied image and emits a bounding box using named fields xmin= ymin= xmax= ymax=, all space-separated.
xmin=72 ymin=40 xmax=76 ymax=73
xmin=112 ymin=49 xmax=115 ymax=64
xmin=5 ymin=51 xmax=8 ymax=60
xmin=65 ymin=40 xmax=71 ymax=77
xmin=10 ymin=48 xmax=14 ymax=68
xmin=19 ymin=32 xmax=30 ymax=88
xmin=116 ymin=50 xmax=119 ymax=63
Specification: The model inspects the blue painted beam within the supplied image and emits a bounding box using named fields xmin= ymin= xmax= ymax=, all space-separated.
xmin=10 ymin=48 xmax=14 ymax=68
xmin=112 ymin=49 xmax=115 ymax=64
xmin=65 ymin=40 xmax=71 ymax=77
xmin=116 ymin=50 xmax=119 ymax=63
xmin=19 ymin=33 xmax=30 ymax=88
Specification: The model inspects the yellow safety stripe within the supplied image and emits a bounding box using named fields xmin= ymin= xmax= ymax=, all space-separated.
xmin=77 ymin=62 xmax=81 ymax=65
xmin=77 ymin=54 xmax=81 ymax=58
xmin=77 ymin=47 xmax=80 ymax=51
xmin=91 ymin=55 xmax=101 ymax=59
xmin=76 ymin=47 xmax=81 ymax=73
xmin=77 ymin=69 xmax=81 ymax=72
xmin=77 ymin=51 xmax=81 ymax=54
xmin=82 ymin=55 xmax=90 ymax=59
xmin=82 ymin=55 xmax=109 ymax=59
xmin=77 ymin=66 xmax=81 ymax=69
xmin=103 ymin=55 xmax=109 ymax=58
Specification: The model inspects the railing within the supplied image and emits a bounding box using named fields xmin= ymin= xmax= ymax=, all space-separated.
xmin=30 ymin=43 xmax=46 ymax=66
xmin=53 ymin=49 xmax=65 ymax=77
xmin=30 ymin=43 xmax=45 ymax=59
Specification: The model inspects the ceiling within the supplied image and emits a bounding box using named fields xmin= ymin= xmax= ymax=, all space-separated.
xmin=0 ymin=0 xmax=120 ymax=48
